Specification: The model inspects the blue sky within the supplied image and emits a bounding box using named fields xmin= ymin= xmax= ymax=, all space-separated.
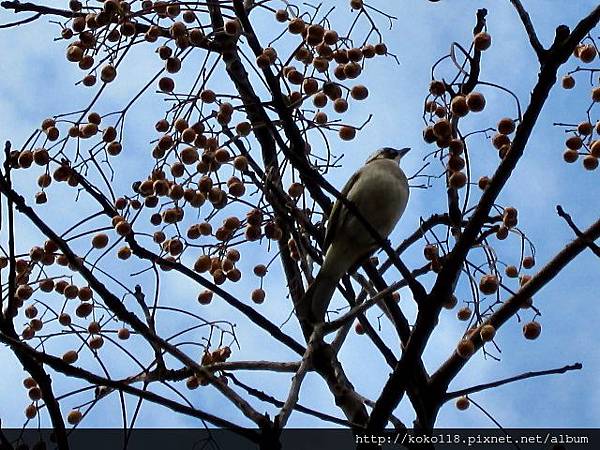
xmin=0 ymin=0 xmax=599 ymax=431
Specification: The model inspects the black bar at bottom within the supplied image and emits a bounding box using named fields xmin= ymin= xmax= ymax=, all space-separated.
xmin=0 ymin=428 xmax=596 ymax=450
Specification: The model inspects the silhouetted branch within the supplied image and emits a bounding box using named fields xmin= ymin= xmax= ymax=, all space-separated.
xmin=431 ymin=216 xmax=600 ymax=394
xmin=444 ymin=362 xmax=582 ymax=400
xmin=367 ymin=4 xmax=600 ymax=432
xmin=228 ymin=374 xmax=349 ymax=427
xmin=557 ymin=205 xmax=600 ymax=258
xmin=1 ymin=142 xmax=69 ymax=449
xmin=0 ymin=1 xmax=216 ymax=50
xmin=275 ymin=332 xmax=315 ymax=428
xmin=159 ymin=361 xmax=302 ymax=384
xmin=509 ymin=0 xmax=547 ymax=61
xmin=0 ymin=333 xmax=257 ymax=438
xmin=0 ymin=178 xmax=272 ymax=429
xmin=0 ymin=11 xmax=41 ymax=28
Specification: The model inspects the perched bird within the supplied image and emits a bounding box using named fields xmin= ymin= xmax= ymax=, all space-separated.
xmin=304 ymin=147 xmax=411 ymax=324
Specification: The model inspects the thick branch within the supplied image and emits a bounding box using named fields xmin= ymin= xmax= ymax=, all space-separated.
xmin=0 ymin=179 xmax=271 ymax=429
xmin=431 ymin=216 xmax=600 ymax=393
xmin=159 ymin=361 xmax=302 ymax=382
xmin=367 ymin=4 xmax=600 ymax=432
xmin=1 ymin=143 xmax=69 ymax=449
xmin=275 ymin=332 xmax=315 ymax=428
xmin=0 ymin=333 xmax=257 ymax=438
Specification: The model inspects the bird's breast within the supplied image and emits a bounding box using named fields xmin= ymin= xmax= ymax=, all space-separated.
xmin=346 ymin=161 xmax=409 ymax=239
xmin=320 ymin=160 xmax=409 ymax=278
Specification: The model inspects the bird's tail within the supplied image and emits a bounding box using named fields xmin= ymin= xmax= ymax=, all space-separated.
xmin=302 ymin=270 xmax=339 ymax=326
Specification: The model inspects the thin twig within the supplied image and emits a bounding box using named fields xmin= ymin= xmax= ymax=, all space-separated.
xmin=509 ymin=0 xmax=547 ymax=61
xmin=557 ymin=205 xmax=600 ymax=257
xmin=444 ymin=362 xmax=582 ymax=400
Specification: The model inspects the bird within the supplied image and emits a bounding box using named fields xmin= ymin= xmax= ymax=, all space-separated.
xmin=304 ymin=147 xmax=411 ymax=325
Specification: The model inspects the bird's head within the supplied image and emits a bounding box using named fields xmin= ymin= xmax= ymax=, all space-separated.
xmin=366 ymin=147 xmax=410 ymax=164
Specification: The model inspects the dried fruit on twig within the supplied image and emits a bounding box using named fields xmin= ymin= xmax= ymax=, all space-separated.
xmin=583 ymin=155 xmax=599 ymax=170
xmin=67 ymin=409 xmax=83 ymax=425
xmin=480 ymin=324 xmax=496 ymax=342
xmin=473 ymin=32 xmax=491 ymax=51
xmin=563 ymin=149 xmax=579 ymax=163
xmin=429 ymin=80 xmax=445 ymax=97
xmin=457 ymin=307 xmax=472 ymax=321
xmin=62 ymin=350 xmax=79 ymax=364
xmin=523 ymin=321 xmax=541 ymax=340
xmin=505 ymin=265 xmax=518 ymax=278
xmin=456 ymin=396 xmax=470 ymax=410
xmin=466 ymin=92 xmax=486 ymax=112
xmin=579 ymin=44 xmax=597 ymax=63
xmin=479 ymin=274 xmax=499 ymax=295
xmin=497 ymin=118 xmax=515 ymax=135
xmin=561 ymin=75 xmax=575 ymax=89
xmin=251 ymin=288 xmax=265 ymax=304
xmin=450 ymin=95 xmax=469 ymax=117
xmin=339 ymin=126 xmax=356 ymax=141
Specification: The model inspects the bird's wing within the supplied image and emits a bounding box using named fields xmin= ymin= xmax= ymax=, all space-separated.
xmin=323 ymin=168 xmax=362 ymax=252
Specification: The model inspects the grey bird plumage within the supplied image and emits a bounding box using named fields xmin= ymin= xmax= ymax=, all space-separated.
xmin=304 ymin=147 xmax=411 ymax=324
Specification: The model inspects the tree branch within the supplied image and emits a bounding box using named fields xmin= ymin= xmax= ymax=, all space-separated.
xmin=275 ymin=331 xmax=316 ymax=428
xmin=228 ymin=374 xmax=349 ymax=427
xmin=367 ymin=4 xmax=600 ymax=432
xmin=0 ymin=1 xmax=216 ymax=50
xmin=0 ymin=11 xmax=41 ymax=28
xmin=0 ymin=333 xmax=257 ymax=439
xmin=431 ymin=216 xmax=600 ymax=394
xmin=1 ymin=142 xmax=69 ymax=449
xmin=557 ymin=205 xmax=600 ymax=258
xmin=0 ymin=178 xmax=272 ymax=429
xmin=158 ymin=360 xmax=303 ymax=382
xmin=509 ymin=0 xmax=548 ymax=61
xmin=444 ymin=362 xmax=582 ymax=400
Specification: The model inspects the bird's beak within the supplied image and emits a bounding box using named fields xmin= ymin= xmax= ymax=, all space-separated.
xmin=398 ymin=147 xmax=411 ymax=158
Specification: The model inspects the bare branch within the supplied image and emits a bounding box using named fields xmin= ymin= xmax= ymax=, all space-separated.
xmin=557 ymin=205 xmax=600 ymax=258
xmin=509 ymin=0 xmax=547 ymax=61
xmin=444 ymin=362 xmax=582 ymax=400
xmin=228 ymin=374 xmax=349 ymax=427
xmin=324 ymin=282 xmax=401 ymax=334
xmin=159 ymin=361 xmax=302 ymax=382
xmin=1 ymin=142 xmax=69 ymax=449
xmin=275 ymin=332 xmax=316 ymax=428
xmin=0 ymin=11 xmax=41 ymax=28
